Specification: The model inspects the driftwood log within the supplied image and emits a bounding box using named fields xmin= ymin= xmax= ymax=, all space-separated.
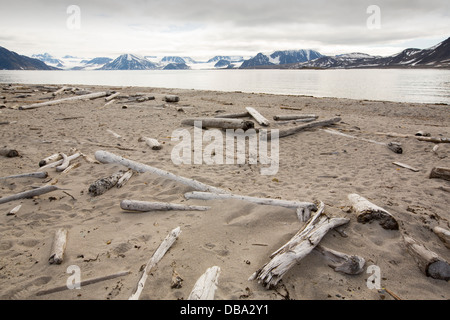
xmin=39 ymin=153 xmax=62 ymax=167
xmin=94 ymin=150 xmax=228 ymax=194
xmin=392 ymin=162 xmax=419 ymax=172
xmin=48 ymin=228 xmax=68 ymax=264
xmin=88 ymin=170 xmax=126 ymax=196
xmin=429 ymin=167 xmax=450 ymax=181
xmin=19 ymin=91 xmax=108 ymax=110
xmin=214 ymin=112 xmax=250 ymax=119
xmin=273 ymin=114 xmax=318 ymax=121
xmin=116 ymin=170 xmax=133 ymax=188
xmin=120 ymin=200 xmax=210 ymax=212
xmin=314 ymin=245 xmax=365 ymax=275
xmin=417 ymin=137 xmax=450 ymax=143
xmin=184 ymin=191 xmax=317 ymax=222
xmin=433 ymin=226 xmax=450 ymax=249
xmin=129 ymin=227 xmax=181 ymax=300
xmin=0 ymin=171 xmax=48 ymax=180
xmin=0 ymin=185 xmax=60 ymax=205
xmin=181 ymin=118 xmax=254 ymax=130
xmin=348 ymin=194 xmax=399 ymax=230
xmin=250 ymin=202 xmax=350 ymax=288
xmin=403 ymin=235 xmax=450 ymax=281
xmin=188 ymin=266 xmax=221 ymax=300
xmin=269 ymin=117 xmax=341 ymax=139
xmin=246 ymin=107 xmax=270 ymax=126
xmin=138 ymin=137 xmax=162 ymax=150
xmin=39 ymin=152 xmax=81 ymax=170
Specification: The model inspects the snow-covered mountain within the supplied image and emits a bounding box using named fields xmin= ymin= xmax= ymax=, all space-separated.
xmin=1 ymin=47 xmax=58 ymax=70
xmin=207 ymin=56 xmax=244 ymax=63
xmin=31 ymin=53 xmax=64 ymax=68
xmin=99 ymin=54 xmax=158 ymax=70
xmin=240 ymin=49 xmax=322 ymax=68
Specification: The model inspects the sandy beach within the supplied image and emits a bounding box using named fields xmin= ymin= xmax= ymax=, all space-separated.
xmin=0 ymin=83 xmax=449 ymax=300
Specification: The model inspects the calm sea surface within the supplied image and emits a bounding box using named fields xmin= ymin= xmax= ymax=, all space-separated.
xmin=0 ymin=69 xmax=449 ymax=104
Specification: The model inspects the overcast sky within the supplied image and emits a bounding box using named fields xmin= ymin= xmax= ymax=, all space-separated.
xmin=0 ymin=0 xmax=448 ymax=60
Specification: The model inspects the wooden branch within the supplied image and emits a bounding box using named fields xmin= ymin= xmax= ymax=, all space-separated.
xmin=0 ymin=148 xmax=19 ymax=158
xmin=19 ymin=91 xmax=108 ymax=110
xmin=0 ymin=185 xmax=60 ymax=205
xmin=348 ymin=194 xmax=399 ymax=230
xmin=0 ymin=171 xmax=48 ymax=180
xmin=105 ymin=92 xmax=120 ymax=101
xmin=107 ymin=129 xmax=122 ymax=139
xmin=7 ymin=204 xmax=22 ymax=216
xmin=246 ymin=107 xmax=270 ymax=126
xmin=48 ymin=228 xmax=68 ymax=264
xmin=433 ymin=226 xmax=450 ymax=249
xmin=52 ymin=86 xmax=69 ymax=96
xmin=250 ymin=202 xmax=350 ymax=288
xmin=392 ymin=162 xmax=419 ymax=172
xmin=188 ymin=266 xmax=221 ymax=300
xmin=138 ymin=137 xmax=162 ymax=150
xmin=429 ymin=167 xmax=450 ymax=181
xmin=314 ymin=245 xmax=365 ymax=275
xmin=181 ymin=117 xmax=254 ymax=130
xmin=403 ymin=235 xmax=450 ymax=281
xmin=120 ymin=200 xmax=210 ymax=212
xmin=39 ymin=153 xmax=62 ymax=167
xmin=271 ymin=117 xmax=341 ymax=139
xmin=214 ymin=111 xmax=250 ymax=119
xmin=184 ymin=191 xmax=317 ymax=221
xmin=39 ymin=152 xmax=81 ymax=170
xmin=417 ymin=136 xmax=450 ymax=143
xmin=273 ymin=114 xmax=318 ymax=121
xmin=280 ymin=106 xmax=302 ymax=111
xmin=274 ymin=118 xmax=317 ymax=125
xmin=94 ymin=150 xmax=228 ymax=194
xmin=55 ymin=153 xmax=70 ymax=172
xmin=129 ymin=227 xmax=181 ymax=300
xmin=116 ymin=170 xmax=134 ymax=188
xmin=88 ymin=170 xmax=126 ymax=196
xmin=35 ymin=270 xmax=130 ymax=296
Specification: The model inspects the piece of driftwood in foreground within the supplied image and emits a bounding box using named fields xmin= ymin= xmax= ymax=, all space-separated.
xmin=403 ymin=235 xmax=450 ymax=281
xmin=314 ymin=245 xmax=365 ymax=275
xmin=246 ymin=107 xmax=270 ymax=126
xmin=0 ymin=171 xmax=48 ymax=180
xmin=95 ymin=150 xmax=228 ymax=194
xmin=433 ymin=226 xmax=450 ymax=249
xmin=214 ymin=111 xmax=250 ymax=119
xmin=269 ymin=117 xmax=341 ymax=139
xmin=36 ymin=270 xmax=130 ymax=296
xmin=138 ymin=137 xmax=162 ymax=150
xmin=392 ymin=162 xmax=419 ymax=172
xmin=120 ymin=200 xmax=210 ymax=212
xmin=0 ymin=185 xmax=60 ymax=205
xmin=273 ymin=114 xmax=318 ymax=121
xmin=417 ymin=136 xmax=450 ymax=143
xmin=88 ymin=170 xmax=126 ymax=196
xmin=429 ymin=167 xmax=450 ymax=181
xmin=184 ymin=191 xmax=317 ymax=222
xmin=348 ymin=194 xmax=399 ymax=230
xmin=249 ymin=202 xmax=350 ymax=288
xmin=48 ymin=228 xmax=68 ymax=265
xmin=39 ymin=153 xmax=62 ymax=167
xmin=0 ymin=148 xmax=19 ymax=158
xmin=181 ymin=118 xmax=254 ymax=130
xmin=129 ymin=227 xmax=181 ymax=300
xmin=188 ymin=266 xmax=221 ymax=300
xmin=19 ymin=91 xmax=108 ymax=110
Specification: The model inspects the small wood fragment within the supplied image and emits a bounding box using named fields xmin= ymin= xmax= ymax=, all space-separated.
xmin=7 ymin=204 xmax=22 ymax=216
xmin=417 ymin=136 xmax=450 ymax=143
xmin=314 ymin=245 xmax=365 ymax=275
xmin=138 ymin=137 xmax=162 ymax=150
xmin=49 ymin=228 xmax=68 ymax=264
xmin=392 ymin=162 xmax=419 ymax=172
xmin=116 ymin=170 xmax=134 ymax=188
xmin=433 ymin=226 xmax=450 ymax=249
xmin=188 ymin=266 xmax=221 ymax=300
xmin=181 ymin=118 xmax=254 ymax=130
xmin=348 ymin=194 xmax=399 ymax=230
xmin=0 ymin=148 xmax=19 ymax=158
xmin=246 ymin=107 xmax=270 ymax=126
xmin=273 ymin=114 xmax=318 ymax=121
xmin=429 ymin=167 xmax=450 ymax=181
xmin=88 ymin=170 xmax=126 ymax=196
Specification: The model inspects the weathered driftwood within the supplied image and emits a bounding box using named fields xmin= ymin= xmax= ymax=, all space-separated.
xmin=165 ymin=95 xmax=179 ymax=103
xmin=181 ymin=118 xmax=254 ymax=130
xmin=121 ymin=200 xmax=210 ymax=212
xmin=188 ymin=266 xmax=221 ymax=300
xmin=314 ymin=245 xmax=365 ymax=275
xmin=105 ymin=92 xmax=120 ymax=101
xmin=323 ymin=128 xmax=402 ymax=154
xmin=95 ymin=150 xmax=228 ymax=194
xmin=39 ymin=152 xmax=81 ymax=170
xmin=273 ymin=114 xmax=318 ymax=121
xmin=280 ymin=106 xmax=303 ymax=111
xmin=129 ymin=227 xmax=181 ymax=300
xmin=429 ymin=167 xmax=450 ymax=181
xmin=348 ymin=194 xmax=399 ymax=230
xmin=214 ymin=111 xmax=250 ymax=119
xmin=36 ymin=270 xmax=130 ymax=296
xmin=184 ymin=191 xmax=317 ymax=221
xmin=138 ymin=137 xmax=162 ymax=150
xmin=52 ymin=86 xmax=69 ymax=96
xmin=39 ymin=153 xmax=62 ymax=167
xmin=250 ymin=202 xmax=350 ymax=288
xmin=417 ymin=136 xmax=450 ymax=143
xmin=433 ymin=226 xmax=450 ymax=249
xmin=0 ymin=185 xmax=60 ymax=205
xmin=55 ymin=153 xmax=70 ymax=172
xmin=274 ymin=118 xmax=317 ymax=125
xmin=246 ymin=107 xmax=270 ymax=126
xmin=7 ymin=204 xmax=22 ymax=216
xmin=19 ymin=91 xmax=108 ymax=110
xmin=88 ymin=170 xmax=126 ymax=196
xmin=403 ymin=235 xmax=450 ymax=281
xmin=392 ymin=162 xmax=419 ymax=172
xmin=107 ymin=129 xmax=122 ymax=139
xmin=116 ymin=170 xmax=133 ymax=188
xmin=48 ymin=228 xmax=68 ymax=265
xmin=0 ymin=148 xmax=19 ymax=158
xmin=270 ymin=117 xmax=341 ymax=139
xmin=0 ymin=171 xmax=48 ymax=180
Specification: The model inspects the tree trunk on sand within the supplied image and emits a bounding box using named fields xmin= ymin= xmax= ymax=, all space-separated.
xmin=181 ymin=118 xmax=254 ymax=130
xmin=48 ymin=228 xmax=68 ymax=264
xmin=188 ymin=266 xmax=221 ymax=300
xmin=120 ymin=200 xmax=210 ymax=212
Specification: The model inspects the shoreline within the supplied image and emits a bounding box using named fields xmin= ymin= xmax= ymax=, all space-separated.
xmin=0 ymin=84 xmax=449 ymax=300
